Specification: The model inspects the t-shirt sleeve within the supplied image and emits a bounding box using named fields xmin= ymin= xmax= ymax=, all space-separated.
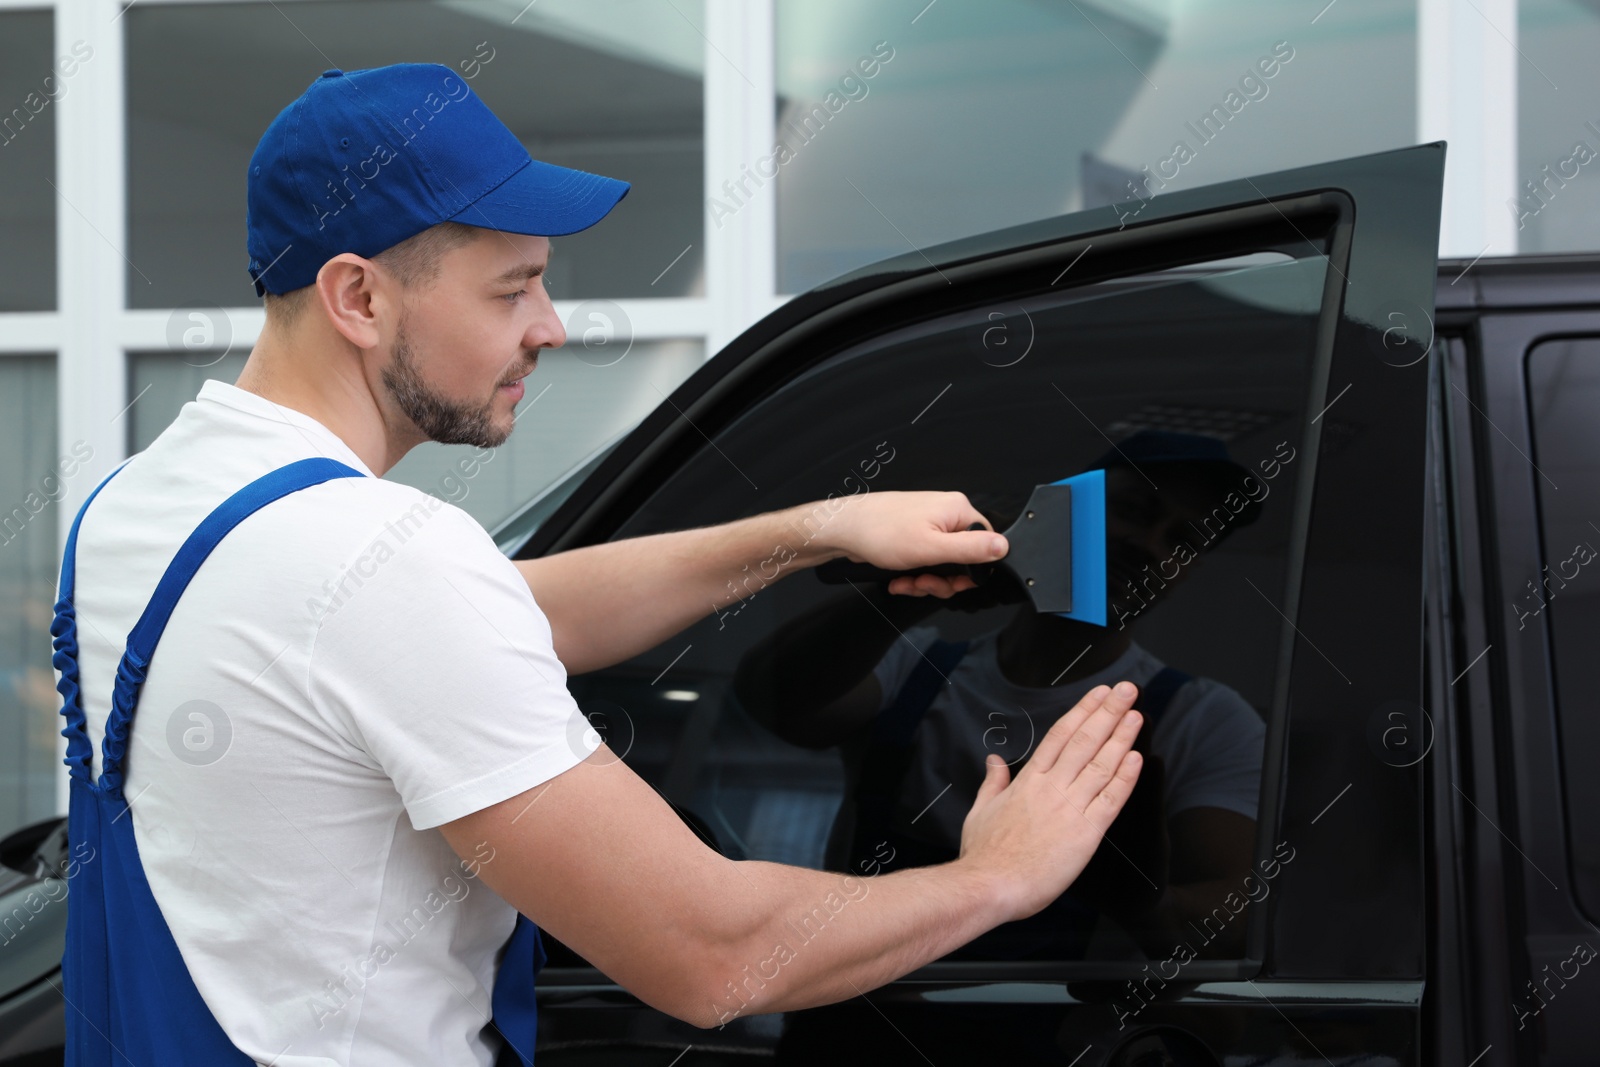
xmin=870 ymin=624 xmax=944 ymax=712
xmin=1157 ymin=679 xmax=1266 ymax=821
xmin=306 ymin=493 xmax=590 ymax=830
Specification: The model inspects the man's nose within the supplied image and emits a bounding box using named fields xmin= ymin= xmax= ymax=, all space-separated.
xmin=1147 ymin=517 xmax=1197 ymax=562
xmin=526 ymin=292 xmax=566 ymax=350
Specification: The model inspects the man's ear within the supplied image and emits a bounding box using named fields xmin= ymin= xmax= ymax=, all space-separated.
xmin=314 ymin=254 xmax=392 ymax=351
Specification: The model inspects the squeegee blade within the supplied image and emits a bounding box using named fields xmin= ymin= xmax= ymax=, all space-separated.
xmin=1053 ymin=469 xmax=1107 ymax=626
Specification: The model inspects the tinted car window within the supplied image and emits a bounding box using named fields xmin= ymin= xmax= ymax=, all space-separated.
xmin=493 ymin=434 xmax=629 ymax=554
xmin=1525 ymin=337 xmax=1600 ymax=921
xmin=561 ymin=251 xmax=1331 ymax=968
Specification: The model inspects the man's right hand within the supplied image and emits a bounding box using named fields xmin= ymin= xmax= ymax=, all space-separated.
xmin=957 ymin=680 xmax=1144 ymax=922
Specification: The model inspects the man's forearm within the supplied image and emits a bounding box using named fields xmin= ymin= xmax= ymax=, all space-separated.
xmin=515 ymin=498 xmax=853 ymax=676
xmin=691 ymin=856 xmax=1010 ymax=1029
xmin=735 ymin=584 xmax=941 ymax=740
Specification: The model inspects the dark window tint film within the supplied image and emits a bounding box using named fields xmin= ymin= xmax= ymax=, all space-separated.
xmin=565 ymin=251 xmax=1333 ymax=967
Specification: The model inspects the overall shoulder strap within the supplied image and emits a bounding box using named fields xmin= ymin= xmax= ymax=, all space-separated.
xmin=1138 ymin=664 xmax=1193 ymax=733
xmin=870 ymin=638 xmax=971 ymax=755
xmin=98 ymin=457 xmax=366 ymax=798
xmin=53 ymin=460 xmax=135 ymax=783
xmin=846 ymin=638 xmax=970 ymax=868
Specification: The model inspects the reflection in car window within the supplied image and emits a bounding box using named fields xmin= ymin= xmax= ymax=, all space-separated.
xmin=1525 ymin=338 xmax=1600 ymax=923
xmin=566 ymin=253 xmax=1330 ymax=967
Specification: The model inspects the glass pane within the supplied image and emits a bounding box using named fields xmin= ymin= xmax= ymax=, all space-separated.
xmin=1525 ymin=338 xmax=1600 ymax=920
xmin=772 ymin=0 xmax=1414 ymax=293
xmin=0 ymin=356 xmax=62 ymax=838
xmin=127 ymin=0 xmax=704 ymax=309
xmin=489 ymin=432 xmax=628 ymax=554
xmin=126 ymin=349 xmax=250 ymax=456
xmin=1517 ymin=0 xmax=1600 ymax=253
xmin=570 ymin=250 xmax=1330 ymax=969
xmin=0 ymin=12 xmax=59 ymax=311
xmin=129 ymin=339 xmax=705 ymax=532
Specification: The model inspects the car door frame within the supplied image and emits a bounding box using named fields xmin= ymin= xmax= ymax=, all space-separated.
xmin=1435 ymin=264 xmax=1600 ymax=1066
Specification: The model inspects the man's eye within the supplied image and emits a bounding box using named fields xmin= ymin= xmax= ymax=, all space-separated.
xmin=501 ymin=288 xmax=525 ymax=304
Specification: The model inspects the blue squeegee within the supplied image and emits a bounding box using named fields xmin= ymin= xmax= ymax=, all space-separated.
xmin=812 ymin=470 xmax=1111 ymax=627
xmin=1048 ymin=469 xmax=1106 ymax=626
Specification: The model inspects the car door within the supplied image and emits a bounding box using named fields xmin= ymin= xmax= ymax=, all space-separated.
xmin=513 ymin=143 xmax=1445 ymax=1066
xmin=1431 ymin=264 xmax=1600 ymax=1067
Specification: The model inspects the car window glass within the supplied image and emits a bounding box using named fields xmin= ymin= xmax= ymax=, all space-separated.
xmin=562 ymin=250 xmax=1331 ymax=968
xmin=1525 ymin=337 xmax=1600 ymax=923
xmin=491 ymin=433 xmax=629 ymax=554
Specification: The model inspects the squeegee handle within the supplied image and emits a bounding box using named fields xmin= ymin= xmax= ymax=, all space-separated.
xmin=812 ymin=558 xmax=986 ymax=584
xmin=812 ymin=522 xmax=1001 ymax=586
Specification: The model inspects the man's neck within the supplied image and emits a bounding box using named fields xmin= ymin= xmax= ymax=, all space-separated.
xmin=234 ymin=336 xmax=415 ymax=477
xmin=994 ymin=610 xmax=1133 ymax=688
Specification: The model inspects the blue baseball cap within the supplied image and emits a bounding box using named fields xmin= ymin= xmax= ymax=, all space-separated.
xmin=1092 ymin=429 xmax=1263 ymax=528
xmin=245 ymin=63 xmax=630 ymax=296
xmin=1092 ymin=429 xmax=1243 ymax=470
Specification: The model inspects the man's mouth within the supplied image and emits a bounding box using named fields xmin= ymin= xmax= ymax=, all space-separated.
xmin=499 ymin=358 xmax=537 ymax=392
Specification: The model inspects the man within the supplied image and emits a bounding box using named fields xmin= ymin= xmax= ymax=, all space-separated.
xmin=54 ymin=63 xmax=1145 ymax=1066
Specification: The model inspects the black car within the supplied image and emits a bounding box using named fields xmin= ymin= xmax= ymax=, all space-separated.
xmin=4 ymin=143 xmax=1597 ymax=1066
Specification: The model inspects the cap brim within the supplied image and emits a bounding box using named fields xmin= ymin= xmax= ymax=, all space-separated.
xmin=448 ymin=157 xmax=630 ymax=237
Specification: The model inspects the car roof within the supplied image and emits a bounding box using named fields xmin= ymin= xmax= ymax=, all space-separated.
xmin=1437 ymin=251 xmax=1600 ymax=311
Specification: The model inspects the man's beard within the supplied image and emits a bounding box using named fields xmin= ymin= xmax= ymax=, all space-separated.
xmin=380 ymin=315 xmax=513 ymax=449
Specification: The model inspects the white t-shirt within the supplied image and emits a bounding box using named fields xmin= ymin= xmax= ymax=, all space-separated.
xmin=63 ymin=379 xmax=591 ymax=1066
xmin=871 ymin=625 xmax=1265 ymax=847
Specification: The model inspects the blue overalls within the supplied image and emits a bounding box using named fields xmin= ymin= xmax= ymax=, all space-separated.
xmin=52 ymin=456 xmax=547 ymax=1066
